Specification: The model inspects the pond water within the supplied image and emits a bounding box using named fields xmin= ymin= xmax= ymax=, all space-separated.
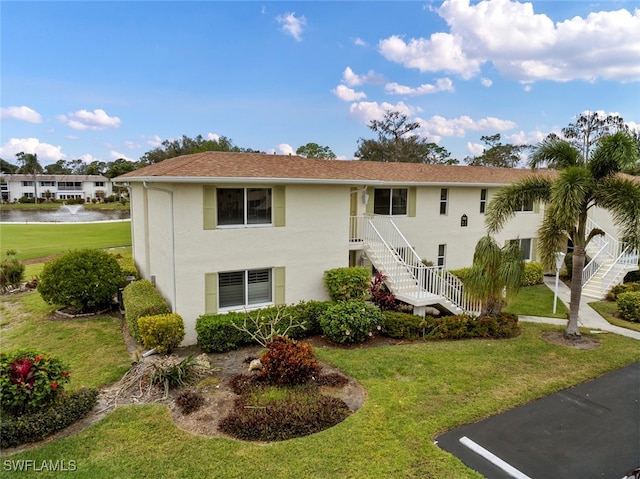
xmin=0 ymin=206 xmax=131 ymax=223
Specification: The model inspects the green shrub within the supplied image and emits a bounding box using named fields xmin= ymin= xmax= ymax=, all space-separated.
xmin=196 ymin=312 xmax=254 ymax=353
xmin=232 ymin=305 xmax=307 ymax=347
xmin=288 ymin=301 xmax=332 ymax=337
xmin=152 ymin=356 xmax=198 ymax=397
xmin=425 ymin=314 xmax=473 ymax=340
xmin=607 ymin=282 xmax=640 ymax=301
xmin=122 ymin=280 xmax=170 ymax=343
xmin=381 ymin=311 xmax=426 ymax=340
xmin=37 ymin=249 xmax=122 ymax=313
xmin=423 ymin=312 xmax=520 ymax=340
xmin=0 ymin=349 xmax=71 ymax=416
xmin=0 ymin=387 xmax=98 ymax=449
xmin=113 ymin=253 xmax=140 ymax=280
xmin=617 ymin=292 xmax=640 ymax=322
xmin=0 ymin=250 xmax=25 ymax=288
xmin=448 ymin=267 xmax=471 ymax=283
xmin=259 ymin=336 xmax=320 ymax=386
xmin=323 ymin=267 xmax=370 ymax=301
xmin=138 ymin=313 xmax=186 ymax=354
xmin=522 ymin=262 xmax=544 ymax=286
xmin=319 ymin=300 xmax=383 ymax=344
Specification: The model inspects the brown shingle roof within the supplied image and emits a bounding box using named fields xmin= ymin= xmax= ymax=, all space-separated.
xmin=115 ymin=151 xmax=555 ymax=186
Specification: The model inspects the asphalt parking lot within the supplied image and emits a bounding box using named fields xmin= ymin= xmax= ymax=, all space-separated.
xmin=436 ymin=361 xmax=640 ymax=479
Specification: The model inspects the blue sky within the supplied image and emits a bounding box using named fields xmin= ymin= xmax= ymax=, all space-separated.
xmin=1 ymin=1 xmax=639 ymax=166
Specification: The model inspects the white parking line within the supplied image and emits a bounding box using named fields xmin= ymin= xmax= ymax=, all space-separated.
xmin=459 ymin=436 xmax=532 ymax=479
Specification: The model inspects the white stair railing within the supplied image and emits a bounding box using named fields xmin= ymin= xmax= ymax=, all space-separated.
xmin=600 ymin=246 xmax=639 ymax=295
xmin=362 ymin=215 xmax=480 ymax=314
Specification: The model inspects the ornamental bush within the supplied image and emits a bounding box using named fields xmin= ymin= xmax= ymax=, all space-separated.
xmin=607 ymin=282 xmax=640 ymax=301
xmin=0 ymin=387 xmax=98 ymax=449
xmin=0 ymin=349 xmax=71 ymax=416
xmin=196 ymin=312 xmax=254 ymax=353
xmin=259 ymin=336 xmax=320 ymax=386
xmin=138 ymin=313 xmax=186 ymax=354
xmin=381 ymin=311 xmax=426 ymax=340
xmin=122 ymin=280 xmax=170 ymax=343
xmin=319 ymin=300 xmax=382 ymax=344
xmin=323 ymin=267 xmax=371 ymax=301
xmin=38 ymin=249 xmax=122 ymax=313
xmin=617 ymin=292 xmax=640 ymax=322
xmin=0 ymin=250 xmax=25 ymax=289
xmin=522 ymin=262 xmax=544 ymax=286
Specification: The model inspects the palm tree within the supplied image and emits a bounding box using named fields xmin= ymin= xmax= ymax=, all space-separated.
xmin=485 ymin=131 xmax=640 ymax=339
xmin=465 ymin=235 xmax=524 ymax=317
xmin=16 ymin=152 xmax=43 ymax=202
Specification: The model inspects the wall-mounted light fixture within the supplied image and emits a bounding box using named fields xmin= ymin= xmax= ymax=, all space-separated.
xmin=461 ymin=214 xmax=468 ymax=227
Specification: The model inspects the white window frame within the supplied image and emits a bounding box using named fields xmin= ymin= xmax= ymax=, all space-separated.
xmin=218 ymin=268 xmax=273 ymax=311
xmin=480 ymin=188 xmax=487 ymax=214
xmin=217 ymin=187 xmax=273 ymax=228
xmin=510 ymin=238 xmax=532 ymax=261
xmin=517 ymin=199 xmax=534 ymax=212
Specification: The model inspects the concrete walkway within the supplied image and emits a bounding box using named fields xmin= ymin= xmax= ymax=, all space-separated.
xmin=518 ymin=276 xmax=640 ymax=340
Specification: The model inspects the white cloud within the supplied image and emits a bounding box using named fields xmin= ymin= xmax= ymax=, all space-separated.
xmin=275 ymin=143 xmax=295 ymax=155
xmin=0 ymin=106 xmax=43 ymax=123
xmin=341 ymin=67 xmax=384 ymax=87
xmin=480 ymin=77 xmax=493 ymax=87
xmin=65 ymin=135 xmax=80 ymax=140
xmin=332 ymin=85 xmax=367 ymax=102
xmin=110 ymin=150 xmax=136 ymax=161
xmin=385 ymin=78 xmax=454 ymax=96
xmin=348 ymin=101 xmax=416 ymax=125
xmin=0 ymin=138 xmax=65 ymax=162
xmin=147 ymin=135 xmax=163 ymax=147
xmin=466 ymin=142 xmax=485 ymax=156
xmin=379 ymin=0 xmax=640 ymax=83
xmin=276 ymin=12 xmax=306 ymax=41
xmin=58 ymin=109 xmax=121 ymax=131
xmin=206 ymin=132 xmax=220 ymax=142
xmin=378 ymin=33 xmax=482 ymax=79
xmin=354 ymin=37 xmax=367 ymax=47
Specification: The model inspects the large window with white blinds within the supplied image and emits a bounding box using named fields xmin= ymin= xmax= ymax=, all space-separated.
xmin=219 ymin=269 xmax=272 ymax=309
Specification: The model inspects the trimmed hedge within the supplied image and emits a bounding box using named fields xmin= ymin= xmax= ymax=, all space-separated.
xmin=319 ymin=300 xmax=383 ymax=344
xmin=122 ymin=280 xmax=170 ymax=344
xmin=323 ymin=267 xmax=370 ymax=301
xmin=522 ymin=262 xmax=544 ymax=286
xmin=381 ymin=311 xmax=520 ymax=340
xmin=381 ymin=311 xmax=426 ymax=340
xmin=196 ymin=301 xmax=332 ymax=353
xmin=138 ymin=313 xmax=186 ymax=354
xmin=0 ymin=387 xmax=98 ymax=449
xmin=607 ymin=282 xmax=640 ymax=301
xmin=617 ymin=292 xmax=640 ymax=322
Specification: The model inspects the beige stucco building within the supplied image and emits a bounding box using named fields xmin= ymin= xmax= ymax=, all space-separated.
xmin=116 ymin=152 xmax=634 ymax=345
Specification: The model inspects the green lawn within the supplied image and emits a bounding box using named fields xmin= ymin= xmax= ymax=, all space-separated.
xmin=0 ymin=222 xmax=131 ymax=261
xmin=589 ymin=300 xmax=640 ymax=332
xmin=0 ymin=320 xmax=637 ymax=478
xmin=504 ymin=283 xmax=569 ymax=318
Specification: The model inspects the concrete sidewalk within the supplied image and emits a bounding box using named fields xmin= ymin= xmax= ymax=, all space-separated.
xmin=517 ymin=276 xmax=640 ymax=340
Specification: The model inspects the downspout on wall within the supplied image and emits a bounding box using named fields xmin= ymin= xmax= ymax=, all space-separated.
xmin=142 ymin=181 xmax=177 ymax=313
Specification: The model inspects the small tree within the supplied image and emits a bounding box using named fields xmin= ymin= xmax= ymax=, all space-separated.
xmin=465 ymin=236 xmax=524 ymax=317
xmin=38 ymin=249 xmax=122 ymax=312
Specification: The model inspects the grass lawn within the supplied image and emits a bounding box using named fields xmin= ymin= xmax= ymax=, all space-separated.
xmin=0 ymin=222 xmax=131 ymax=261
xmin=0 ymin=291 xmax=131 ymax=389
xmin=504 ymin=283 xmax=569 ymax=318
xmin=0 ymin=307 xmax=638 ymax=478
xmin=589 ymin=300 xmax=640 ymax=333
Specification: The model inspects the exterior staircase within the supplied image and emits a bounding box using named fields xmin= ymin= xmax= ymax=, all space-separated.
xmin=358 ymin=215 xmax=481 ymax=316
xmin=582 ymin=218 xmax=639 ymax=299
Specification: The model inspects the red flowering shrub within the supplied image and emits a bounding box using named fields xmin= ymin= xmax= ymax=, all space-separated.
xmin=0 ymin=349 xmax=70 ymax=416
xmin=259 ymin=336 xmax=320 ymax=386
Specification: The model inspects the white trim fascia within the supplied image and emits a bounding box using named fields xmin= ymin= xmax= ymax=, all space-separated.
xmin=114 ymin=176 xmax=516 ymax=188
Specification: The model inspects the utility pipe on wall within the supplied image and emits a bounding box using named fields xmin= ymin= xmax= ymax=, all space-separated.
xmin=142 ymin=181 xmax=177 ymax=313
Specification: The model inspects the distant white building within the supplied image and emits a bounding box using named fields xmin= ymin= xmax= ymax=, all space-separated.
xmin=0 ymin=174 xmax=113 ymax=202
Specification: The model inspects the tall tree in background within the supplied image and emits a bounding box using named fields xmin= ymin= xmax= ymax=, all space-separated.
xmin=355 ymin=110 xmax=456 ymax=164
xmin=139 ymin=134 xmax=261 ymax=165
xmin=486 ymin=128 xmax=640 ymax=339
xmin=296 ymin=143 xmax=336 ymax=159
xmin=16 ymin=152 xmax=43 ymax=201
xmin=104 ymin=158 xmax=139 ymax=179
xmin=0 ymin=158 xmax=18 ymax=174
xmin=465 ymin=133 xmax=530 ymax=168
xmin=560 ymin=111 xmax=626 ymax=161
